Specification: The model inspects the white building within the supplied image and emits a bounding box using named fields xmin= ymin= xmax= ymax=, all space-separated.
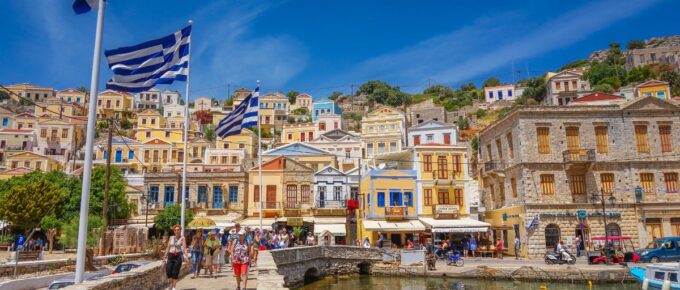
xmin=204 ymin=148 xmax=246 ymax=172
xmin=483 ymin=84 xmax=517 ymax=104
xmin=545 ymin=68 xmax=592 ymax=106
xmin=134 ymin=88 xmax=161 ymax=109
xmin=161 ymin=90 xmax=181 ymax=106
xmin=316 ymin=113 xmax=342 ymax=135
xmin=407 ymin=120 xmax=457 ymax=147
xmin=163 ymin=104 xmax=185 ymax=118
xmin=314 ymin=166 xmax=349 ymax=208
xmin=308 ymin=129 xmax=362 ymax=172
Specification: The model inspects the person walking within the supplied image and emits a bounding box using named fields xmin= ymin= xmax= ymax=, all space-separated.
xmin=469 ymin=235 xmax=477 ymax=258
xmin=164 ymin=225 xmax=188 ymax=290
xmin=189 ymin=233 xmax=205 ymax=279
xmin=495 ymin=238 xmax=504 ymax=259
xmin=575 ymin=235 xmax=582 ymax=257
xmin=229 ymin=229 xmax=252 ymax=290
xmin=363 ymin=237 xmax=371 ymax=248
xmin=462 ymin=235 xmax=469 ymax=257
xmin=377 ymin=232 xmax=384 ymax=249
xmin=203 ymin=231 xmax=220 ymax=278
xmin=513 ymin=236 xmax=521 ymax=260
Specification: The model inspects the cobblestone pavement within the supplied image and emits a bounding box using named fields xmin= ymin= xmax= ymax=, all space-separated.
xmin=174 ymin=264 xmax=258 ymax=290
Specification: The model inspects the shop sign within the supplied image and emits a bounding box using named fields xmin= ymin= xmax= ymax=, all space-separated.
xmin=577 ymin=210 xmax=587 ymax=220
xmin=435 ymin=204 xmax=459 ymax=214
xmin=502 ymin=213 xmax=520 ymax=221
xmin=288 ymin=217 xmax=303 ymax=226
xmin=539 ymin=211 xmax=621 ymax=219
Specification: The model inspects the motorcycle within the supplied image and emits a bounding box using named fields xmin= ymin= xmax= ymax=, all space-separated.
xmin=544 ymin=250 xmax=576 ymax=265
xmin=447 ymin=251 xmax=464 ymax=267
xmin=435 ymin=247 xmax=452 ymax=260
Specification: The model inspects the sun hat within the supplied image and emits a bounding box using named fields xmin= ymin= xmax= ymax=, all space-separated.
xmin=238 ymin=229 xmax=246 ymax=235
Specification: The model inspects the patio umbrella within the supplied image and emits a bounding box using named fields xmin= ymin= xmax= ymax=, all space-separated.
xmin=187 ymin=217 xmax=216 ymax=229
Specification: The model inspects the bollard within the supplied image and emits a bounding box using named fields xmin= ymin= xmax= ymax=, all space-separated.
xmin=588 ymin=280 xmax=592 ymax=290
xmin=662 ymin=279 xmax=671 ymax=290
xmin=642 ymin=278 xmax=649 ymax=290
xmin=539 ymin=286 xmax=547 ymax=290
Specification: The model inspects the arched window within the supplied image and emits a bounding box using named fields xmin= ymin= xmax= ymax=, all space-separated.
xmin=606 ymin=223 xmax=621 ymax=237
xmin=545 ymin=224 xmax=561 ymax=249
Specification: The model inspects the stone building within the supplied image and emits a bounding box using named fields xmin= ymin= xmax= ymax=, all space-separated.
xmin=479 ymin=96 xmax=680 ymax=258
xmin=407 ymin=99 xmax=447 ymax=127
xmin=545 ymin=68 xmax=592 ymax=106
xmin=626 ymin=43 xmax=680 ymax=72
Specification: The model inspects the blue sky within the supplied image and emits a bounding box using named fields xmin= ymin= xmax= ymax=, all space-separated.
xmin=0 ymin=0 xmax=678 ymax=100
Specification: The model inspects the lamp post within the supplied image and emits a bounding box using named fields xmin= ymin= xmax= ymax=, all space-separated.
xmin=591 ymin=188 xmax=616 ymax=264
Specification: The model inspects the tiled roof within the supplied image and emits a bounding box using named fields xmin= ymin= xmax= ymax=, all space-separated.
xmin=572 ymin=93 xmax=624 ymax=103
xmin=0 ymin=129 xmax=33 ymax=134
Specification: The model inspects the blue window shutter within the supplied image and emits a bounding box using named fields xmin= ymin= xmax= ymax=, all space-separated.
xmin=129 ymin=150 xmax=134 ymax=160
xmin=405 ymin=192 xmax=413 ymax=206
xmin=377 ymin=192 xmax=385 ymax=207
xmin=103 ymin=151 xmax=108 ymax=159
xmin=508 ymin=90 xmax=513 ymax=97
xmin=489 ymin=91 xmax=493 ymax=99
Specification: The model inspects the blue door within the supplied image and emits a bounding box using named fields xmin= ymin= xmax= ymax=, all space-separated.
xmin=164 ymin=186 xmax=175 ymax=206
xmin=115 ymin=150 xmax=122 ymax=163
xmin=228 ymin=186 xmax=238 ymax=203
xmin=197 ymin=186 xmax=207 ymax=204
xmin=149 ymin=186 xmax=159 ymax=203
xmin=390 ymin=191 xmax=402 ymax=206
xmin=213 ymin=186 xmax=223 ymax=208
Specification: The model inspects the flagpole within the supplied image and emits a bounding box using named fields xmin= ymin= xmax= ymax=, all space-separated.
xmin=180 ymin=20 xmax=193 ymax=237
xmin=75 ymin=0 xmax=105 ymax=284
xmin=257 ymin=80 xmax=263 ymax=231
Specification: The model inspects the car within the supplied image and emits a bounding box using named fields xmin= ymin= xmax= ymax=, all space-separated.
xmin=48 ymin=270 xmax=110 ymax=289
xmin=638 ymin=236 xmax=680 ymax=263
xmin=112 ymin=260 xmax=153 ymax=274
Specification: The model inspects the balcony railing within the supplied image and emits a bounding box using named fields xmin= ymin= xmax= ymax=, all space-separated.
xmin=562 ymin=149 xmax=596 ymax=163
xmin=385 ymin=206 xmax=407 ymax=220
xmin=484 ymin=161 xmax=505 ymax=173
xmin=315 ymin=200 xmax=347 ymax=209
xmin=264 ymin=201 xmax=280 ymax=209
xmin=431 ymin=170 xmax=462 ymax=180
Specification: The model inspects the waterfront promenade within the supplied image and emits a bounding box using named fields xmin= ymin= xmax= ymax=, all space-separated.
xmin=175 ymin=264 xmax=258 ymax=290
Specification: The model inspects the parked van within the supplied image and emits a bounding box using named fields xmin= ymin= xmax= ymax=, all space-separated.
xmin=638 ymin=237 xmax=680 ymax=263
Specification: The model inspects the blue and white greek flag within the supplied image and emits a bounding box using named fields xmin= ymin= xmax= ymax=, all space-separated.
xmin=104 ymin=25 xmax=191 ymax=93
xmin=73 ymin=0 xmax=98 ymax=14
xmin=216 ymin=87 xmax=260 ymax=138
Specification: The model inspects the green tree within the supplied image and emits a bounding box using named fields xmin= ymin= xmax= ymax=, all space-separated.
xmin=519 ymin=77 xmax=546 ymax=102
xmin=61 ymin=215 xmax=103 ymax=249
xmin=224 ymin=97 xmax=233 ymax=107
xmin=659 ymin=70 xmax=680 ymax=96
xmin=583 ymin=62 xmax=626 ymax=88
xmin=457 ymin=116 xmax=469 ymax=130
xmin=292 ymin=107 xmax=309 ymax=115
xmin=460 ymin=82 xmax=476 ymax=91
xmin=0 ymin=90 xmax=9 ymax=101
xmin=41 ymin=215 xmax=62 ymax=253
xmin=423 ymin=85 xmax=455 ymax=99
xmin=592 ymin=83 xmax=615 ymax=94
xmin=483 ymin=77 xmax=501 ymax=88
xmin=203 ymin=125 xmax=216 ymax=142
xmin=471 ymin=136 xmax=480 ymax=152
xmin=287 ymin=116 xmax=297 ymax=124
xmin=328 ymin=91 xmax=343 ymax=101
xmin=77 ymin=86 xmax=89 ymax=94
xmin=88 ymin=166 xmax=132 ymax=220
xmin=626 ymin=65 xmax=657 ymax=83
xmin=474 ymin=109 xmax=487 ymax=119
xmin=627 ymin=39 xmax=645 ymax=50
xmin=286 ymin=91 xmax=299 ymax=104
xmin=154 ymin=205 xmax=194 ymax=235
xmin=559 ymin=59 xmax=589 ymax=71
xmin=246 ymin=126 xmax=273 ymax=138
xmin=605 ymin=42 xmax=625 ymax=66
xmin=0 ymin=177 xmax=61 ymax=234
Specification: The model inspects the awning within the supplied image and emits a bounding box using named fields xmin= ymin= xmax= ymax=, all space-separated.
xmin=237 ymin=218 xmax=286 ymax=231
xmin=419 ymin=217 xmax=490 ymax=233
xmin=314 ymin=224 xmax=346 ymax=236
xmin=362 ymin=220 xmax=426 ymax=232
xmin=312 ymin=217 xmax=347 ymax=224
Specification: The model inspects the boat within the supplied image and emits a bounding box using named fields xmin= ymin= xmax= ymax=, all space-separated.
xmin=630 ymin=263 xmax=680 ymax=289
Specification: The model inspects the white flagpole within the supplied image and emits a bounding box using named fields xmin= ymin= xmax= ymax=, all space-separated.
xmin=180 ymin=20 xmax=193 ymax=237
xmin=257 ymin=80 xmax=263 ymax=231
xmin=75 ymin=0 xmax=105 ymax=284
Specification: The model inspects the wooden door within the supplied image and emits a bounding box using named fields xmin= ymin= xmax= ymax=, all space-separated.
xmin=266 ymin=185 xmax=277 ymax=208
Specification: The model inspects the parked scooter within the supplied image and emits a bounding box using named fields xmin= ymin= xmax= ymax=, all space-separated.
xmin=447 ymin=251 xmax=465 ymax=267
xmin=435 ymin=247 xmax=452 ymax=260
xmin=544 ymin=250 xmax=576 ymax=265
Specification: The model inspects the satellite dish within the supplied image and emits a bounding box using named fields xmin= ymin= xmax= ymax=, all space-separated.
xmin=378 ymin=163 xmax=386 ymax=169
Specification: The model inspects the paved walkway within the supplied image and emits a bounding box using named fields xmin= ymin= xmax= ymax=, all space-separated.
xmin=175 ymin=264 xmax=258 ymax=290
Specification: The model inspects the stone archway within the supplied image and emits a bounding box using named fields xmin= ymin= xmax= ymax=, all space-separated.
xmin=357 ymin=262 xmax=371 ymax=275
xmin=304 ymin=267 xmax=321 ymax=284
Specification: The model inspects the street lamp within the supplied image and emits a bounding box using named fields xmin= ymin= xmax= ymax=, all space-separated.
xmin=591 ymin=188 xmax=616 ymax=264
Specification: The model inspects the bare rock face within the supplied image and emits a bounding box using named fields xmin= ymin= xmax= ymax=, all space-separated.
xmin=645 ymin=36 xmax=680 ymax=48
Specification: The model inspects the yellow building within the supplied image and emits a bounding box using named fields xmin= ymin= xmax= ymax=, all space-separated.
xmin=636 ymin=80 xmax=672 ymax=100
xmin=262 ymin=142 xmax=336 ymax=172
xmin=216 ymin=129 xmax=258 ymax=158
xmin=6 ymin=151 xmax=63 ymax=171
xmin=0 ymin=128 xmax=35 ymax=165
xmin=34 ymin=98 xmax=84 ymax=118
xmin=2 ymin=83 xmax=54 ymax=103
xmin=14 ymin=113 xmax=38 ymax=130
xmin=96 ymin=90 xmax=133 ymax=119
xmin=140 ymin=138 xmax=173 ymax=173
xmin=244 ymin=156 xmax=314 ymax=229
xmin=290 ymin=93 xmax=313 ymax=112
xmin=361 ymin=105 xmax=406 ymax=158
xmin=281 ymin=123 xmax=316 ymax=144
xmin=93 ymin=136 xmax=143 ymax=174
xmin=56 ymin=88 xmax=88 ymax=105
xmin=357 ymin=169 xmax=423 ymax=247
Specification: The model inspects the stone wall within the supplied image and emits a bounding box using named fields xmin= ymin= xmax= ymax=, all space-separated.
xmin=0 ymin=253 xmax=147 ymax=278
xmin=63 ymin=260 xmax=189 ymax=290
xmin=269 ymin=246 xmax=381 ymax=287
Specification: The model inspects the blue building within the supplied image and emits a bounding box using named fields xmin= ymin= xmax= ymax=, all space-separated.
xmin=312 ymin=100 xmax=343 ymax=122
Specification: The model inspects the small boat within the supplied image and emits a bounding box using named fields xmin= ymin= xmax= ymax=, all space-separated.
xmin=630 ymin=263 xmax=680 ymax=289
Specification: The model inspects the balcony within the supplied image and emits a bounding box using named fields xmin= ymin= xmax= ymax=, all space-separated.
xmin=313 ymin=200 xmax=347 ymax=216
xmin=562 ymin=149 xmax=595 ymax=172
xmin=385 ymin=206 xmax=407 ymax=220
xmin=483 ymin=161 xmax=505 ymax=176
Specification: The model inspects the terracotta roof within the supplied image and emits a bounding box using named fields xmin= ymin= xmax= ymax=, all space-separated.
xmin=637 ymin=80 xmax=668 ymax=88
xmin=0 ymin=167 xmax=34 ymax=176
xmin=0 ymin=129 xmax=33 ymax=134
xmin=415 ymin=143 xmax=454 ymax=147
xmin=572 ymin=93 xmax=624 ymax=103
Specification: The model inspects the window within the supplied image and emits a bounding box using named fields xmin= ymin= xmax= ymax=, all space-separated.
xmin=389 ymin=142 xmax=397 ymax=152
xmin=506 ymin=132 xmax=513 ymax=159
xmin=424 ymin=189 xmax=432 ymax=206
xmin=308 ymin=132 xmax=313 ymax=141
xmin=334 ymin=186 xmax=342 ymax=200
xmin=438 ymin=190 xmax=450 ymax=204
xmin=572 ymin=80 xmax=577 ymax=89
xmin=496 ymin=139 xmax=503 ymax=160
xmin=635 ymin=125 xmax=650 ymax=153
xmin=563 ymin=81 xmax=569 ymax=91
xmin=498 ymin=180 xmax=505 ymax=205
xmin=145 ymin=132 xmax=151 ymax=138
xmin=404 ymin=192 xmax=413 ymax=206
xmin=377 ymin=192 xmax=385 ymax=207
xmin=213 ymin=186 xmax=223 ymax=208
xmin=319 ymin=122 xmax=326 ymax=131
xmin=511 ymin=177 xmax=518 ymax=198
xmin=231 ymin=156 xmax=238 ymax=164
xmin=537 ymin=127 xmax=551 ymax=154
xmin=426 ymin=134 xmax=434 ymax=143
xmin=35 ymin=161 xmax=42 ymax=169
xmin=672 ymin=218 xmax=680 ymax=236
xmin=565 ymin=127 xmax=580 ymax=151
xmin=254 ymin=185 xmax=259 ymax=202
xmin=545 ymin=224 xmax=561 ymax=249
xmin=665 ymin=173 xmax=678 ymax=193
xmin=149 ymin=186 xmax=159 ymax=202
xmin=142 ymin=118 xmax=147 ymax=125
xmin=378 ymin=143 xmax=386 ymax=154
xmin=595 ymin=126 xmax=609 ymax=153
xmin=367 ymin=143 xmax=373 ymax=157
xmin=197 ymin=186 xmax=207 ymax=203
xmin=570 ymin=175 xmax=586 ymax=195
xmin=300 ymin=132 xmax=306 ymax=142
xmin=443 ymin=133 xmax=451 ymax=145
xmin=40 ymin=129 xmax=47 ymax=138
xmin=453 ymin=155 xmax=462 ymax=173
xmin=389 ymin=191 xmax=403 ymax=206
xmin=660 ymin=125 xmax=672 ymax=153
xmin=641 ymin=173 xmax=656 ymax=194
xmin=165 ymin=132 xmax=170 ymax=138
xmin=115 ymin=100 xmax=120 ymax=107
xmin=221 ymin=156 xmax=228 ymax=164
xmin=486 ymin=144 xmax=493 ymax=161
xmin=437 ymin=156 xmax=448 ymax=178
xmin=498 ymin=90 xmax=503 ymax=100
xmin=302 ymin=185 xmax=311 ymax=204
xmin=508 ymin=90 xmax=513 ymax=97
xmin=488 ymin=91 xmax=494 ymax=99
xmin=413 ymin=135 xmax=421 ymax=145
xmin=287 ymin=133 xmax=292 ymax=140
xmin=555 ymin=82 xmax=561 ymax=90
xmin=454 ymin=189 xmax=463 ymax=208
xmin=540 ymin=174 xmax=555 ymax=195
xmin=286 ymin=185 xmax=297 ymax=208
xmin=601 ymin=173 xmax=615 ymax=195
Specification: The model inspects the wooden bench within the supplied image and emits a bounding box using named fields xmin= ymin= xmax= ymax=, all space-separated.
xmin=17 ymin=251 xmax=41 ymax=262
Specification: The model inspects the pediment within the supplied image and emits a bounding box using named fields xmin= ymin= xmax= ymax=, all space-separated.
xmin=263 ymin=142 xmax=332 ymax=156
xmin=315 ymin=165 xmax=345 ymax=176
xmin=622 ymin=96 xmax=679 ymax=112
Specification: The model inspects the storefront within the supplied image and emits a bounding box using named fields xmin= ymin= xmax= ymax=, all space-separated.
xmin=361 ymin=219 xmax=426 ymax=248
xmin=419 ymin=217 xmax=490 ymax=248
xmin=312 ymin=217 xmax=347 ymax=245
xmin=483 ymin=205 xmax=527 ymax=257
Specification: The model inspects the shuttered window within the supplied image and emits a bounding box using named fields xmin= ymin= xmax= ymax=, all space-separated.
xmin=498 ymin=181 xmax=505 ymax=205
xmin=665 ymin=173 xmax=678 ymax=193
xmin=511 ymin=177 xmax=518 ymax=198
xmin=424 ymin=189 xmax=432 ymax=206
xmin=635 ymin=125 xmax=650 ymax=153
xmin=438 ymin=190 xmax=450 ymax=204
xmin=570 ymin=175 xmax=586 ymax=195
xmin=659 ymin=125 xmax=672 ymax=153
xmin=537 ymin=127 xmax=551 ymax=154
xmin=565 ymin=127 xmax=580 ymax=151
xmin=640 ymin=173 xmax=656 ymax=194
xmin=600 ymin=173 xmax=614 ymax=195
xmin=506 ymin=132 xmax=514 ymax=159
xmin=423 ymin=155 xmax=432 ymax=172
xmin=595 ymin=126 xmax=609 ymax=153
xmin=454 ymin=189 xmax=463 ymax=208
xmin=453 ymin=155 xmax=462 ymax=173
xmin=496 ymin=139 xmax=503 ymax=160
xmin=540 ymin=174 xmax=555 ymax=195
xmin=486 ymin=144 xmax=493 ymax=161
xmin=254 ymin=185 xmax=260 ymax=202
xmin=301 ymin=185 xmax=311 ymax=204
